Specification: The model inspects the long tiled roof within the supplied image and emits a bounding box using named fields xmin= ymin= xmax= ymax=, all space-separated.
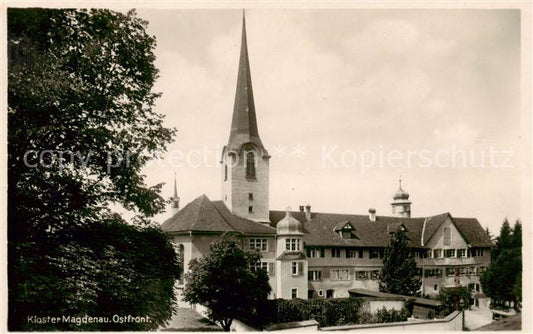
xmin=269 ymin=210 xmax=490 ymax=248
xmin=162 ymin=196 xmax=491 ymax=248
xmin=453 ymin=218 xmax=493 ymax=247
xmin=161 ymin=194 xmax=276 ymax=235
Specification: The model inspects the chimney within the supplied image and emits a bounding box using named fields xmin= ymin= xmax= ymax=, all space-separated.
xmin=369 ymin=208 xmax=376 ymax=222
xmin=305 ymin=204 xmax=311 ymax=221
xmin=299 ymin=205 xmax=305 ymax=212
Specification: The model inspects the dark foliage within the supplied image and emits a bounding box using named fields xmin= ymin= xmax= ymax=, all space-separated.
xmin=375 ymin=307 xmax=410 ymax=323
xmin=437 ymin=286 xmax=471 ymax=316
xmin=10 ymin=221 xmax=180 ymax=330
xmin=241 ymin=298 xmax=364 ymax=328
xmin=8 ymin=8 xmax=179 ymax=330
xmin=183 ymin=235 xmax=271 ymax=331
xmin=379 ymin=228 xmax=421 ymax=296
xmin=481 ymin=219 xmax=522 ymax=310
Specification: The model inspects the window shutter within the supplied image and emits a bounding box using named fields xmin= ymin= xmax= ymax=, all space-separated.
xmin=306 ymin=248 xmax=311 ymax=257
xmin=298 ymin=262 xmax=303 ymax=275
xmin=318 ymin=270 xmax=322 ymax=280
xmin=269 ymin=262 xmax=275 ymax=276
xmin=323 ymin=269 xmax=330 ymax=279
xmin=320 ymin=247 xmax=325 ymax=257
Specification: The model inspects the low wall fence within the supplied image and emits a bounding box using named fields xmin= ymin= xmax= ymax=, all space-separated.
xmin=320 ymin=310 xmax=462 ymax=332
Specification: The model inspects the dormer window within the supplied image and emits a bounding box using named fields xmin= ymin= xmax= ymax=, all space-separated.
xmin=246 ymin=151 xmax=256 ymax=178
xmin=334 ymin=221 xmax=357 ymax=239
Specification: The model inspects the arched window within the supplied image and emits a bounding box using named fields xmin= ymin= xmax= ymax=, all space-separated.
xmin=246 ymin=151 xmax=256 ymax=178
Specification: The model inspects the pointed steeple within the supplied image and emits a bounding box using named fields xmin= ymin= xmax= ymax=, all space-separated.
xmin=227 ymin=11 xmax=267 ymax=155
xmin=170 ymin=172 xmax=180 ymax=214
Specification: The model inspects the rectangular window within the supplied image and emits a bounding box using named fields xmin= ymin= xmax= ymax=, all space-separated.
xmin=371 ymin=270 xmax=380 ymax=280
xmin=248 ymin=206 xmax=253 ymax=214
xmin=248 ymin=193 xmax=253 ymax=201
xmin=424 ymin=269 xmax=442 ymax=277
xmin=307 ymin=247 xmax=324 ymax=258
xmin=292 ymin=262 xmax=298 ymax=275
xmin=358 ymin=249 xmax=364 ymax=258
xmin=249 ymin=238 xmax=268 ymax=252
xmin=346 ymin=249 xmax=358 ymax=258
xmin=426 ymin=250 xmax=433 ymax=258
xmin=286 ymin=238 xmax=301 ymax=251
xmin=308 ymin=270 xmax=322 ymax=281
xmin=292 ymin=262 xmax=303 ymax=276
xmin=331 ymin=269 xmax=350 ymax=281
xmin=443 ymin=227 xmax=451 ymax=246
xmin=291 ymin=288 xmax=297 ymax=299
xmin=458 ymin=267 xmax=466 ymax=276
xmin=444 ymin=249 xmax=456 ymax=258
xmin=445 ymin=268 xmax=455 ymax=276
xmin=250 ymin=261 xmax=268 ymax=272
xmin=291 ymin=289 xmax=298 ymax=299
xmin=472 ymin=248 xmax=484 ymax=257
xmin=224 ymin=165 xmax=228 ymax=181
xmin=246 ymin=151 xmax=256 ymax=178
xmin=433 ymin=249 xmax=442 ymax=258
xmin=355 ymin=271 xmax=367 ymax=280
xmin=434 ymin=284 xmax=439 ymax=291
xmin=369 ymin=249 xmax=380 ymax=259
xmin=331 ymin=247 xmax=341 ymax=258
xmin=458 ymin=249 xmax=467 ymax=258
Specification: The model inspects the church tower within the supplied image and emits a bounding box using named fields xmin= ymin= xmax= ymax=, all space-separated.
xmin=391 ymin=179 xmax=411 ymax=218
xmin=221 ymin=12 xmax=270 ymax=223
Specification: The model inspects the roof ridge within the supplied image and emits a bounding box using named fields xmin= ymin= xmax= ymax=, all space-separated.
xmin=202 ymin=197 xmax=236 ymax=232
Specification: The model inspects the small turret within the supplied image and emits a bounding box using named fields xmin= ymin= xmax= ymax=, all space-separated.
xmin=170 ymin=172 xmax=180 ymax=216
xmin=391 ymin=178 xmax=411 ymax=218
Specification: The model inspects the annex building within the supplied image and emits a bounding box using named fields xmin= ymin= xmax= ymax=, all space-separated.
xmin=161 ymin=15 xmax=492 ymax=302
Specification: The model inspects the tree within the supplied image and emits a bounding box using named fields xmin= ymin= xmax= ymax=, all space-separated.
xmin=481 ymin=218 xmax=522 ymax=310
xmin=379 ymin=228 xmax=421 ymax=296
xmin=8 ymin=8 xmax=179 ymax=330
xmin=183 ymin=235 xmax=271 ymax=331
xmin=511 ymin=220 xmax=522 ymax=249
xmin=492 ymin=218 xmax=512 ymax=259
xmin=437 ymin=287 xmax=471 ymax=316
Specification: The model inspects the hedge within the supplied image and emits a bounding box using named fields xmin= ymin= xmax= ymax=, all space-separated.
xmin=240 ymin=298 xmax=364 ymax=328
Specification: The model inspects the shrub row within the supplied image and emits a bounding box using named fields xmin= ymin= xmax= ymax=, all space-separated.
xmin=240 ymin=298 xmax=364 ymax=328
xmin=240 ymin=298 xmax=409 ymax=329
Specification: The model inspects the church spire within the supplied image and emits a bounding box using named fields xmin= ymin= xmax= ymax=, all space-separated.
xmin=170 ymin=172 xmax=180 ymax=216
xmin=227 ymin=11 xmax=267 ymax=155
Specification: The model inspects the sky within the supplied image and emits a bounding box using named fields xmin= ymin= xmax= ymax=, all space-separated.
xmin=134 ymin=8 xmax=528 ymax=235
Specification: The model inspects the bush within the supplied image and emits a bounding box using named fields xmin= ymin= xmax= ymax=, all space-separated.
xmin=239 ymin=298 xmax=364 ymax=328
xmin=405 ymin=298 xmax=416 ymax=317
xmin=437 ymin=287 xmax=471 ymax=316
xmin=375 ymin=307 xmax=409 ymax=323
xmin=240 ymin=298 xmax=415 ymax=328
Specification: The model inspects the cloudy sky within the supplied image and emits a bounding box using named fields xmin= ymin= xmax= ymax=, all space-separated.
xmin=135 ymin=8 xmax=527 ymax=234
